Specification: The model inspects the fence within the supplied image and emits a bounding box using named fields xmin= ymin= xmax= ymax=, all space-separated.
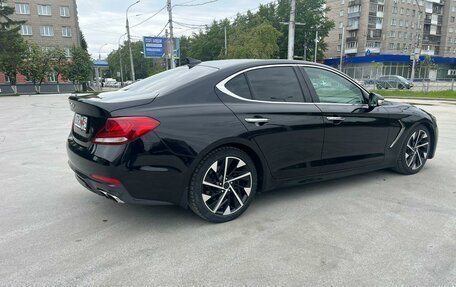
xmin=340 ymin=64 xmax=456 ymax=92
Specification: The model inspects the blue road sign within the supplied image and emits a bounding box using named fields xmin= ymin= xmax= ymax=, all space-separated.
xmin=143 ymin=37 xmax=166 ymax=58
xmin=143 ymin=36 xmax=181 ymax=59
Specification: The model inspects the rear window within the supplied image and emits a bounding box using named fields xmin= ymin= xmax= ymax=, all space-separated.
xmin=246 ymin=67 xmax=304 ymax=102
xmin=225 ymin=74 xmax=252 ymax=99
xmin=121 ymin=65 xmax=218 ymax=94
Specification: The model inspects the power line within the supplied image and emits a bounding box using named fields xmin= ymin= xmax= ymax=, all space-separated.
xmin=157 ymin=22 xmax=169 ymax=36
xmin=174 ymin=0 xmax=219 ymax=7
xmin=131 ymin=5 xmax=167 ymax=29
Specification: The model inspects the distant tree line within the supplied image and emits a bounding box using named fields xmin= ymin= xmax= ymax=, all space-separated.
xmin=0 ymin=5 xmax=92 ymax=94
xmin=180 ymin=0 xmax=334 ymax=62
xmin=107 ymin=0 xmax=334 ymax=80
xmin=107 ymin=41 xmax=166 ymax=82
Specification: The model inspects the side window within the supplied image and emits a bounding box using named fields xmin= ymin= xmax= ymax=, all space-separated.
xmin=303 ymin=67 xmax=365 ymax=104
xmin=246 ymin=67 xmax=304 ymax=102
xmin=225 ymin=74 xmax=252 ymax=99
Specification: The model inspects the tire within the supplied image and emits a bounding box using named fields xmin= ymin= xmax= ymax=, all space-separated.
xmin=188 ymin=147 xmax=258 ymax=223
xmin=376 ymin=84 xmax=382 ymax=90
xmin=393 ymin=125 xmax=432 ymax=175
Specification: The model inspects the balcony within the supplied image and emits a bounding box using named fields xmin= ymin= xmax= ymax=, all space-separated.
xmin=347 ymin=23 xmax=359 ymax=30
xmin=348 ymin=11 xmax=361 ymax=18
xmin=345 ymin=48 xmax=358 ymax=54
xmin=348 ymin=0 xmax=361 ymax=6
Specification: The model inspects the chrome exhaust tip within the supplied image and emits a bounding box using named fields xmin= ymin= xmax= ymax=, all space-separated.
xmin=97 ymin=189 xmax=125 ymax=204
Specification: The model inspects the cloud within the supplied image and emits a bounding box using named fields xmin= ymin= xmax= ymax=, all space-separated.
xmin=76 ymin=0 xmax=272 ymax=58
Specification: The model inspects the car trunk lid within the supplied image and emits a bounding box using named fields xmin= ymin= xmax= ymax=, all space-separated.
xmin=68 ymin=91 xmax=158 ymax=147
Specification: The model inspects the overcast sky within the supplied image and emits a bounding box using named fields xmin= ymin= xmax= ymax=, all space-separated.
xmin=76 ymin=0 xmax=273 ymax=59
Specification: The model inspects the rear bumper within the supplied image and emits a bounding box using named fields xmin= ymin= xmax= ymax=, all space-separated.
xmin=67 ymin=133 xmax=191 ymax=207
xmin=69 ymin=161 xmax=170 ymax=205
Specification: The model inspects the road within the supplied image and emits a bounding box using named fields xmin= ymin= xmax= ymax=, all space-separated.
xmin=0 ymin=95 xmax=455 ymax=286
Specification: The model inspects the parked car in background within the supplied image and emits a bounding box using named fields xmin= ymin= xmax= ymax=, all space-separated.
xmin=67 ymin=60 xmax=438 ymax=222
xmin=376 ymin=75 xmax=414 ymax=90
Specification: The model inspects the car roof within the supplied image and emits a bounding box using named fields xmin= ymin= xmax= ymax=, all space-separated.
xmin=199 ymin=59 xmax=329 ymax=71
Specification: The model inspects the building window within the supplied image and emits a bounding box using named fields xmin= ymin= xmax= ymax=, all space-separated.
xmin=48 ymin=72 xmax=57 ymax=82
xmin=20 ymin=25 xmax=32 ymax=36
xmin=40 ymin=26 xmax=54 ymax=37
xmin=60 ymin=6 xmax=70 ymax=17
xmin=64 ymin=48 xmax=71 ymax=58
xmin=62 ymin=27 xmax=72 ymax=37
xmin=15 ymin=3 xmax=30 ymax=14
xmin=38 ymin=5 xmax=52 ymax=16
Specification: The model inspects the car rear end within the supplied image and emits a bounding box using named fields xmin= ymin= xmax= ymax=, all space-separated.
xmin=67 ymin=94 xmax=176 ymax=205
xmin=67 ymin=64 xmax=222 ymax=206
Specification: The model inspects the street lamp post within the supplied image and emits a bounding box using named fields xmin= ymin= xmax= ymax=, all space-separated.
xmin=126 ymin=0 xmax=140 ymax=82
xmin=118 ymin=33 xmax=127 ymax=87
xmin=411 ymin=0 xmax=423 ymax=82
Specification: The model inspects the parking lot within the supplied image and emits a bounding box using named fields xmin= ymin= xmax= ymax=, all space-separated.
xmin=0 ymin=95 xmax=455 ymax=286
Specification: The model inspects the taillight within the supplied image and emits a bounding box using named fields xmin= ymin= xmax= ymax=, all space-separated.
xmin=91 ymin=174 xmax=121 ymax=185
xmin=93 ymin=117 xmax=160 ymax=145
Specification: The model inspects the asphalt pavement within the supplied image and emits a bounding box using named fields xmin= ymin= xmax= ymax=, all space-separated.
xmin=0 ymin=95 xmax=455 ymax=286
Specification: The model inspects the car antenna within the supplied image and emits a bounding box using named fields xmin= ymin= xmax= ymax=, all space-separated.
xmin=187 ymin=57 xmax=202 ymax=69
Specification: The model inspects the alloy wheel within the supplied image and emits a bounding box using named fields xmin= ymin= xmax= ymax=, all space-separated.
xmin=405 ymin=129 xmax=430 ymax=170
xmin=201 ymin=156 xmax=252 ymax=216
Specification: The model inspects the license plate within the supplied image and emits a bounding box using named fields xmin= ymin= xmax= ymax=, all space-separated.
xmin=74 ymin=114 xmax=88 ymax=132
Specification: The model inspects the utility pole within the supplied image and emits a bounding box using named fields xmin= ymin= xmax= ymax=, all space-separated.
xmin=303 ymin=43 xmax=307 ymax=61
xmin=118 ymin=33 xmax=126 ymax=87
xmin=411 ymin=0 xmax=423 ymax=82
xmin=224 ymin=26 xmax=228 ymax=56
xmin=339 ymin=24 xmax=345 ymax=71
xmin=287 ymin=0 xmax=296 ymax=60
xmin=165 ymin=29 xmax=169 ymax=70
xmin=314 ymin=30 xmax=319 ymax=62
xmin=126 ymin=0 xmax=140 ymax=82
xmin=167 ymin=0 xmax=176 ymax=69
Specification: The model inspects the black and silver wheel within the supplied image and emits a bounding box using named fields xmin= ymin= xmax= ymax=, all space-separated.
xmin=394 ymin=125 xmax=431 ymax=175
xmin=188 ymin=147 xmax=257 ymax=223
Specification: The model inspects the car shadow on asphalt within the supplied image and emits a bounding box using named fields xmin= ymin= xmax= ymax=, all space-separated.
xmin=86 ymin=169 xmax=400 ymax=228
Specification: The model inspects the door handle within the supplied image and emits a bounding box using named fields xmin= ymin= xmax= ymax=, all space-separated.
xmin=245 ymin=118 xmax=269 ymax=126
xmin=326 ymin=116 xmax=345 ymax=122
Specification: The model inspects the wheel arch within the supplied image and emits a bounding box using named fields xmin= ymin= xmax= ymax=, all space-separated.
xmin=399 ymin=120 xmax=437 ymax=159
xmin=179 ymin=138 xmax=271 ymax=208
xmin=420 ymin=120 xmax=437 ymax=159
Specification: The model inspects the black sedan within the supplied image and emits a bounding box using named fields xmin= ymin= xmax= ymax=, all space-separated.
xmin=67 ymin=60 xmax=438 ymax=222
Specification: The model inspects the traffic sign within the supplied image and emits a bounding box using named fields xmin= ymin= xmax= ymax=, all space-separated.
xmin=143 ymin=37 xmax=181 ymax=59
xmin=143 ymin=37 xmax=166 ymax=58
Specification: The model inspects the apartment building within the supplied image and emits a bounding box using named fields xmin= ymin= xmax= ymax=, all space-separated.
xmin=0 ymin=0 xmax=81 ymax=84
xmin=324 ymin=0 xmax=456 ymax=79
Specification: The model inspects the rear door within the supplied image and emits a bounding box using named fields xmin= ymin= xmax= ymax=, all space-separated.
xmin=217 ymin=65 xmax=324 ymax=180
xmin=301 ymin=66 xmax=392 ymax=172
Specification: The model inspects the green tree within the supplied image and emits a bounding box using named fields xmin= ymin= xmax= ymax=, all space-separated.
xmin=79 ymin=30 xmax=88 ymax=52
xmin=62 ymin=47 xmax=92 ymax=92
xmin=0 ymin=5 xmax=27 ymax=93
xmin=19 ymin=43 xmax=56 ymax=93
xmin=107 ymin=40 xmax=164 ymax=81
xmin=227 ymin=21 xmax=281 ymax=59
xmin=179 ymin=0 xmax=334 ymax=61
xmin=50 ymin=48 xmax=69 ymax=93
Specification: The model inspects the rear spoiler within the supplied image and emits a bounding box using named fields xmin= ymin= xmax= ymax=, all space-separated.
xmin=69 ymin=96 xmax=110 ymax=118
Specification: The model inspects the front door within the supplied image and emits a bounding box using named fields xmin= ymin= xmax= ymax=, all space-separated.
xmin=301 ymin=66 xmax=392 ymax=172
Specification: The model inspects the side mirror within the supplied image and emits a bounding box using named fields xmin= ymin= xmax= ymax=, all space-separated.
xmin=368 ymin=92 xmax=384 ymax=108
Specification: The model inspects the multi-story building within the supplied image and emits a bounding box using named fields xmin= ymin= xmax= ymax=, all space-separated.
xmin=0 ymin=0 xmax=81 ymax=85
xmin=324 ymin=0 xmax=456 ymax=80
